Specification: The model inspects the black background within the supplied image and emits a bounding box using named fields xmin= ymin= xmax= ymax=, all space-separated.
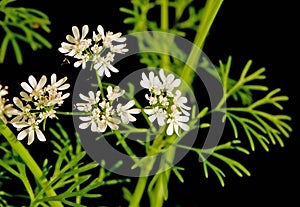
xmin=1 ymin=0 xmax=299 ymax=206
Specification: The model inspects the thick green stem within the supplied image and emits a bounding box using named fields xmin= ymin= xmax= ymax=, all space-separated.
xmin=149 ymin=135 xmax=176 ymax=207
xmin=160 ymin=0 xmax=171 ymax=70
xmin=0 ymin=119 xmax=63 ymax=207
xmin=180 ymin=0 xmax=224 ymax=88
xmin=129 ymin=173 xmax=148 ymax=207
xmin=128 ymin=128 xmax=166 ymax=207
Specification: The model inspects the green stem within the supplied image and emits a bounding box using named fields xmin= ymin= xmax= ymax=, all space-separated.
xmin=180 ymin=0 xmax=224 ymax=87
xmin=128 ymin=128 xmax=166 ymax=207
xmin=129 ymin=174 xmax=148 ymax=207
xmin=149 ymin=134 xmax=176 ymax=207
xmin=160 ymin=0 xmax=171 ymax=70
xmin=0 ymin=119 xmax=63 ymax=207
xmin=96 ymin=70 xmax=105 ymax=100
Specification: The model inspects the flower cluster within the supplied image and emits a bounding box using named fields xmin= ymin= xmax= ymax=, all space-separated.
xmin=0 ymin=84 xmax=17 ymax=123
xmin=140 ymin=69 xmax=191 ymax=136
xmin=58 ymin=24 xmax=128 ymax=77
xmin=76 ymin=86 xmax=141 ymax=133
xmin=9 ymin=74 xmax=70 ymax=145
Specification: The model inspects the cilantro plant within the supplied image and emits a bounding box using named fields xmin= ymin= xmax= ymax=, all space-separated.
xmin=0 ymin=0 xmax=292 ymax=207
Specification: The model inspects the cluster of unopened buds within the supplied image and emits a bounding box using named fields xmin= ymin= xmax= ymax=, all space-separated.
xmin=0 ymin=24 xmax=192 ymax=145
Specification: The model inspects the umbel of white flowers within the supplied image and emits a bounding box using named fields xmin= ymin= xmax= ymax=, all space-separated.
xmin=58 ymin=24 xmax=128 ymax=78
xmin=141 ymin=69 xmax=191 ymax=136
xmin=0 ymin=74 xmax=70 ymax=145
xmin=75 ymin=86 xmax=141 ymax=132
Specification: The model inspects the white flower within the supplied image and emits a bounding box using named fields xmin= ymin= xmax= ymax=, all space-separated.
xmin=12 ymin=120 xmax=46 ymax=145
xmin=20 ymin=75 xmax=47 ymax=100
xmin=144 ymin=106 xmax=167 ymax=126
xmin=10 ymin=97 xmax=31 ymax=123
xmin=76 ymin=91 xmax=101 ymax=112
xmin=94 ymin=53 xmax=119 ymax=77
xmin=159 ymin=69 xmax=181 ymax=94
xmin=58 ymin=25 xmax=91 ymax=57
xmin=74 ymin=53 xmax=90 ymax=69
xmin=100 ymin=116 xmax=121 ymax=132
xmin=91 ymin=44 xmax=103 ymax=54
xmin=106 ymin=86 xmax=125 ymax=101
xmin=79 ymin=108 xmax=101 ymax=132
xmin=49 ymin=73 xmax=70 ymax=91
xmin=166 ymin=105 xmax=190 ymax=136
xmin=173 ymin=90 xmax=191 ymax=116
xmin=117 ymin=100 xmax=141 ymax=124
xmin=140 ymin=71 xmax=162 ymax=94
xmin=76 ymin=91 xmax=122 ymax=133
xmin=110 ymin=43 xmax=129 ymax=54
xmin=145 ymin=94 xmax=158 ymax=105
xmin=9 ymin=74 xmax=70 ymax=145
xmin=96 ymin=25 xmax=127 ymax=49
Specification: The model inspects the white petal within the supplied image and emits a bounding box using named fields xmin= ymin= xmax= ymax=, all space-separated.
xmin=128 ymin=108 xmax=141 ymax=114
xmin=140 ymin=72 xmax=150 ymax=89
xmin=144 ymin=109 xmax=154 ymax=115
xmin=88 ymin=91 xmax=95 ymax=100
xmin=97 ymin=25 xmax=104 ymax=37
xmin=159 ymin=69 xmax=166 ymax=80
xmin=82 ymin=25 xmax=89 ymax=39
xmin=17 ymin=130 xmax=28 ymax=141
xmin=79 ymin=122 xmax=90 ymax=129
xmin=72 ymin=26 xmax=80 ymax=40
xmin=166 ymin=74 xmax=175 ymax=83
xmin=172 ymin=79 xmax=181 ymax=87
xmin=37 ymin=75 xmax=47 ymax=90
xmin=36 ymin=128 xmax=46 ymax=142
xmin=148 ymin=114 xmax=156 ymax=123
xmin=66 ymin=34 xmax=76 ymax=44
xmin=13 ymin=97 xmax=23 ymax=109
xmin=127 ymin=114 xmax=137 ymax=122
xmin=178 ymin=122 xmax=190 ymax=132
xmin=123 ymin=100 xmax=135 ymax=110
xmin=58 ymin=84 xmax=70 ymax=90
xmin=21 ymin=82 xmax=33 ymax=93
xmin=79 ymin=93 xmax=90 ymax=102
xmin=166 ymin=123 xmax=174 ymax=136
xmin=79 ymin=116 xmax=92 ymax=121
xmin=105 ymin=69 xmax=111 ymax=77
xmin=28 ymin=75 xmax=37 ymax=88
xmin=27 ymin=129 xmax=35 ymax=145
xmin=174 ymin=123 xmax=179 ymax=135
xmin=179 ymin=116 xmax=189 ymax=122
xmin=51 ymin=73 xmax=57 ymax=84
xmin=157 ymin=116 xmax=165 ymax=126
xmin=13 ymin=122 xmax=30 ymax=129
xmin=108 ymin=64 xmax=119 ymax=73
xmin=121 ymin=114 xmax=129 ymax=124
xmin=91 ymin=122 xmax=99 ymax=132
